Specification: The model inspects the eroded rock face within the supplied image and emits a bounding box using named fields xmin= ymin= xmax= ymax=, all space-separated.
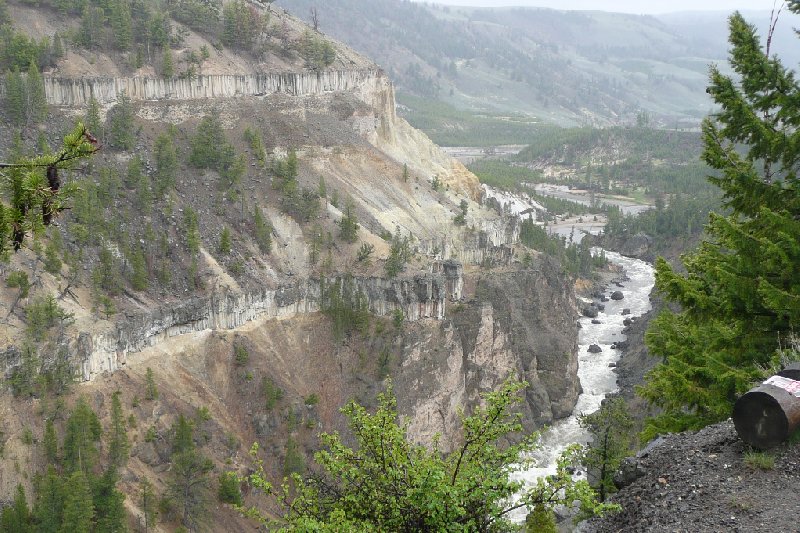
xmin=74 ymin=272 xmax=463 ymax=381
xmin=394 ymin=257 xmax=580 ymax=448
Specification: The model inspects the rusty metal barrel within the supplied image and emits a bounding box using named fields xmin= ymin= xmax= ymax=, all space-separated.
xmin=733 ymin=364 xmax=800 ymax=449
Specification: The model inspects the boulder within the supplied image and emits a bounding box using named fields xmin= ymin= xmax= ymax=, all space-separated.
xmin=614 ymin=457 xmax=646 ymax=489
xmin=611 ymin=291 xmax=624 ymax=300
xmin=588 ymin=344 xmax=602 ymax=353
xmin=621 ymin=308 xmax=631 ymax=315
xmin=623 ymin=318 xmax=633 ymax=327
xmin=582 ymin=307 xmax=599 ymax=318
xmin=591 ymin=319 xmax=602 ymax=324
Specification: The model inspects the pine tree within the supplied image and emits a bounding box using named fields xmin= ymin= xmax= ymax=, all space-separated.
xmin=110 ymin=0 xmax=133 ymax=51
xmin=108 ymin=92 xmax=135 ymax=151
xmin=338 ymin=200 xmax=359 ymax=243
xmin=62 ymin=396 xmax=102 ymax=474
xmin=252 ymin=207 xmax=272 ymax=254
xmin=0 ymin=484 xmax=32 ymax=532
xmin=218 ymin=227 xmax=232 ymax=255
xmin=579 ymin=397 xmax=633 ymax=502
xmin=60 ymin=470 xmax=94 ymax=533
xmin=153 ymin=133 xmax=177 ymax=196
xmin=33 ymin=466 xmax=65 ymax=531
xmin=130 ymin=246 xmax=148 ymax=291
xmin=169 ymin=449 xmax=213 ymax=531
xmin=161 ymin=47 xmax=174 ymax=78
xmin=639 ymin=6 xmax=800 ymax=438
xmin=171 ymin=414 xmax=194 ymax=455
xmin=144 ymin=367 xmax=158 ymax=400
xmin=189 ymin=110 xmax=228 ymax=169
xmin=25 ymin=59 xmax=47 ymax=124
xmin=92 ymin=468 xmax=127 ymax=533
xmin=4 ymin=68 xmax=25 ymax=125
xmin=140 ymin=478 xmax=158 ymax=533
xmin=108 ymin=391 xmax=130 ymax=469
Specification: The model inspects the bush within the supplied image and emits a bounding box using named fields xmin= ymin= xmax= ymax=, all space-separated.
xmin=218 ymin=472 xmax=243 ymax=505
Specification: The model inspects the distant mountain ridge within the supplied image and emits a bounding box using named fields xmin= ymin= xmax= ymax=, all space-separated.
xmin=276 ymin=0 xmax=800 ymax=128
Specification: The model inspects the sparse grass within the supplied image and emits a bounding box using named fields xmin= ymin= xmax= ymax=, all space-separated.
xmin=743 ymin=450 xmax=775 ymax=470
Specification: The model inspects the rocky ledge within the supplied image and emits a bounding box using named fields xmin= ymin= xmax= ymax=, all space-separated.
xmin=584 ymin=420 xmax=800 ymax=533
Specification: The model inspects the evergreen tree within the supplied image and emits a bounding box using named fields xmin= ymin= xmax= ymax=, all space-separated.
xmin=33 ymin=466 xmax=65 ymax=532
xmin=161 ymin=46 xmax=174 ymax=78
xmin=130 ymin=246 xmax=148 ymax=292
xmin=579 ymin=397 xmax=633 ymax=502
xmin=171 ymin=414 xmax=194 ymax=455
xmin=0 ymin=484 xmax=32 ymax=533
xmin=217 ymin=471 xmax=242 ymax=505
xmin=108 ymin=92 xmax=135 ymax=151
xmin=60 ymin=470 xmax=94 ymax=533
xmin=252 ymin=207 xmax=272 ymax=254
xmin=63 ymin=396 xmax=102 ymax=475
xmin=639 ymin=6 xmax=800 ymax=438
xmin=338 ymin=200 xmax=359 ymax=243
xmin=83 ymin=96 xmax=104 ymax=138
xmin=168 ymin=449 xmax=213 ymax=531
xmin=153 ymin=133 xmax=177 ymax=195
xmin=139 ymin=478 xmax=158 ymax=533
xmin=189 ymin=110 xmax=228 ymax=169
xmin=144 ymin=367 xmax=158 ymax=400
xmin=110 ymin=0 xmax=133 ymax=51
xmin=218 ymin=227 xmax=232 ymax=255
xmin=108 ymin=391 xmax=130 ymax=469
xmin=92 ymin=468 xmax=127 ymax=533
xmin=4 ymin=68 xmax=25 ymax=124
xmin=25 ymin=59 xmax=47 ymax=124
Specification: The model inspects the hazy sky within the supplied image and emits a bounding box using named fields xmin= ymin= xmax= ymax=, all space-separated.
xmin=413 ymin=0 xmax=784 ymax=15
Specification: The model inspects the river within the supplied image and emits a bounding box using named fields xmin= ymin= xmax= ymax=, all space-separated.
xmin=508 ymin=251 xmax=655 ymax=522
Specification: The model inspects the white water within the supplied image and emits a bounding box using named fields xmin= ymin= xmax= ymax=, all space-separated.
xmin=508 ymin=251 xmax=655 ymax=522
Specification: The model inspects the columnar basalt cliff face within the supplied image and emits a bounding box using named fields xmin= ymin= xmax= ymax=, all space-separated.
xmin=41 ymin=70 xmax=387 ymax=108
xmin=70 ymin=270 xmax=463 ymax=381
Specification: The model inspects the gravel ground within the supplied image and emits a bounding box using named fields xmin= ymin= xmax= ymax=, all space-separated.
xmin=584 ymin=421 xmax=800 ymax=533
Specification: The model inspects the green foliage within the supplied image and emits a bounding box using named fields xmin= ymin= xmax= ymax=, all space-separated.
xmin=63 ymin=396 xmax=103 ymax=475
xmin=0 ymin=123 xmax=97 ymax=254
xmin=153 ymin=133 xmax=178 ymax=198
xmin=579 ymin=397 xmax=633 ymax=501
xmin=300 ymin=31 xmax=336 ymax=69
xmin=321 ymin=275 xmax=371 ymax=340
xmin=639 ymin=9 xmax=800 ymax=437
xmin=222 ymin=0 xmax=265 ymax=51
xmin=238 ymin=379 xmax=614 ymax=530
xmin=453 ymin=199 xmax=468 ymax=225
xmin=262 ymin=376 xmax=284 ymax=410
xmin=1 ymin=484 xmax=32 ymax=532
xmin=145 ymin=367 xmax=159 ymax=401
xmin=252 ymin=207 xmax=272 ymax=254
xmin=107 ymin=92 xmax=136 ymax=151
xmin=6 ymin=270 xmax=30 ymax=297
xmin=93 ymin=246 xmax=123 ymax=297
xmin=743 ymin=450 xmax=775 ymax=470
xmin=304 ymin=393 xmax=319 ymax=406
xmin=168 ymin=448 xmax=213 ymax=531
xmin=108 ymin=391 xmax=130 ymax=469
xmin=384 ymin=229 xmax=411 ymax=278
xmin=234 ymin=343 xmax=249 ymax=365
xmin=189 ymin=110 xmax=230 ymax=169
xmin=282 ymin=436 xmax=305 ymax=476
xmin=129 ymin=246 xmax=149 ymax=291
xmin=183 ymin=207 xmax=200 ymax=255
xmin=171 ymin=414 xmax=195 ymax=455
xmin=519 ymin=218 xmax=606 ymax=277
xmin=525 ymin=504 xmax=557 ymax=533
xmin=26 ymin=294 xmax=73 ymax=342
xmin=140 ymin=478 xmax=158 ymax=533
xmin=392 ymin=308 xmax=404 ymax=331
xmin=218 ymin=472 xmax=243 ymax=506
xmin=218 ymin=227 xmax=232 ymax=255
xmin=337 ymin=200 xmax=359 ymax=243
xmin=243 ymin=127 xmax=266 ymax=167
xmin=161 ymin=47 xmax=174 ymax=78
xmin=356 ymin=242 xmax=373 ymax=264
xmin=60 ymin=470 xmax=94 ymax=533
xmin=92 ymin=468 xmax=127 ymax=532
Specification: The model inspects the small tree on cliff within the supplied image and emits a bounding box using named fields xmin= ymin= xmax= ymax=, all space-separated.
xmin=237 ymin=379 xmax=616 ymax=530
xmin=639 ymin=4 xmax=800 ymax=438
xmin=579 ymin=396 xmax=633 ymax=502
